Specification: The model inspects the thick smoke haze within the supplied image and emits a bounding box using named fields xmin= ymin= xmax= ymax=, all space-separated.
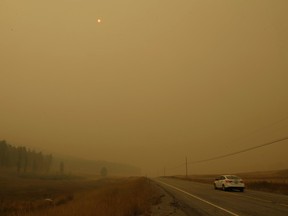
xmin=1 ymin=0 xmax=288 ymax=176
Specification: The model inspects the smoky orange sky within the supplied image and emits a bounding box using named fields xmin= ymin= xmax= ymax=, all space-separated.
xmin=1 ymin=0 xmax=288 ymax=175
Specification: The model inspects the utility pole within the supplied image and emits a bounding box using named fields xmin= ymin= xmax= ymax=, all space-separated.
xmin=185 ymin=156 xmax=188 ymax=178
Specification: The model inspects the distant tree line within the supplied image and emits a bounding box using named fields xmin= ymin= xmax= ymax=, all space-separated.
xmin=0 ymin=140 xmax=53 ymax=174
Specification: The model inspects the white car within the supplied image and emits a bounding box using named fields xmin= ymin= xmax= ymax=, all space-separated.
xmin=214 ymin=175 xmax=245 ymax=192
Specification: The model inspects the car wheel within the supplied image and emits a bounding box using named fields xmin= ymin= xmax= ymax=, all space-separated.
xmin=214 ymin=184 xmax=217 ymax=190
xmin=240 ymin=188 xmax=244 ymax=192
xmin=222 ymin=185 xmax=226 ymax=191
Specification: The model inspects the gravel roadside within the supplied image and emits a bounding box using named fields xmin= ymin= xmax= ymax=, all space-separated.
xmin=149 ymin=181 xmax=187 ymax=216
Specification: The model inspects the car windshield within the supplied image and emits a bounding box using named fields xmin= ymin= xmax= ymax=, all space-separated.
xmin=226 ymin=176 xmax=240 ymax=180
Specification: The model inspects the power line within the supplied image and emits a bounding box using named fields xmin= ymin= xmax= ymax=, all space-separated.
xmin=165 ymin=136 xmax=288 ymax=175
xmin=225 ymin=115 xmax=288 ymax=147
xmin=164 ymin=115 xmax=288 ymax=173
xmin=189 ymin=136 xmax=288 ymax=165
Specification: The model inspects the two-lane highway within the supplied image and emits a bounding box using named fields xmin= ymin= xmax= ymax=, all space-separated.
xmin=154 ymin=177 xmax=288 ymax=216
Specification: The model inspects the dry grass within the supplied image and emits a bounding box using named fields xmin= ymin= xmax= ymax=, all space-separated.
xmin=234 ymin=169 xmax=288 ymax=194
xmin=170 ymin=169 xmax=288 ymax=195
xmin=245 ymin=181 xmax=288 ymax=194
xmin=0 ymin=174 xmax=159 ymax=216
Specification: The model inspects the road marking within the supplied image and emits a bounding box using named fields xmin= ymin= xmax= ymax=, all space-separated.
xmin=157 ymin=180 xmax=239 ymax=216
xmin=280 ymin=203 xmax=288 ymax=208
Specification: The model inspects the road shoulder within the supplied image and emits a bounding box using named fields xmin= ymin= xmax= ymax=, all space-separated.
xmin=150 ymin=181 xmax=187 ymax=216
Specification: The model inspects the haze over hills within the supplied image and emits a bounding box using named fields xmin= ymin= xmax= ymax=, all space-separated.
xmin=1 ymin=0 xmax=288 ymax=177
xmin=51 ymin=154 xmax=141 ymax=176
xmin=1 ymin=1 xmax=288 ymax=214
xmin=0 ymin=139 xmax=141 ymax=177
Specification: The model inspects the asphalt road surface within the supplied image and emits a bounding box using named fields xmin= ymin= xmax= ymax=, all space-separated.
xmin=154 ymin=177 xmax=288 ymax=216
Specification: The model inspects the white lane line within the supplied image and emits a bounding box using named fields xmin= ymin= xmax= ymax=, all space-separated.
xmin=157 ymin=180 xmax=239 ymax=216
xmin=280 ymin=203 xmax=288 ymax=208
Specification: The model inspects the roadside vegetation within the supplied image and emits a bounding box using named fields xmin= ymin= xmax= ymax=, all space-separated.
xmin=0 ymin=173 xmax=159 ymax=216
xmin=170 ymin=169 xmax=288 ymax=195
xmin=0 ymin=140 xmax=158 ymax=215
xmin=0 ymin=140 xmax=53 ymax=175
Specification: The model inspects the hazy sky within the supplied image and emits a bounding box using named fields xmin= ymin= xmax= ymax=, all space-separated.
xmin=1 ymin=0 xmax=288 ymax=175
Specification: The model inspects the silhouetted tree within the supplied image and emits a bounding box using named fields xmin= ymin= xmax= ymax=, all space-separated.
xmin=60 ymin=161 xmax=64 ymax=175
xmin=100 ymin=166 xmax=108 ymax=177
xmin=44 ymin=154 xmax=53 ymax=173
xmin=23 ymin=148 xmax=28 ymax=173
xmin=17 ymin=147 xmax=23 ymax=173
xmin=0 ymin=140 xmax=55 ymax=174
xmin=0 ymin=140 xmax=8 ymax=166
